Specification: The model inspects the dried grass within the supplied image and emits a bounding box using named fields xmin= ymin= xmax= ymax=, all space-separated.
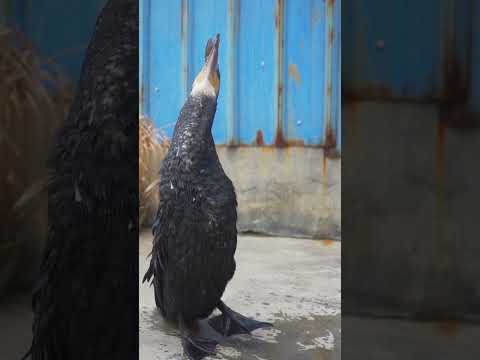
xmin=139 ymin=115 xmax=170 ymax=227
xmin=0 ymin=27 xmax=73 ymax=290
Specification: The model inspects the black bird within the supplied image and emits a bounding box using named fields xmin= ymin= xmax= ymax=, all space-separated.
xmin=24 ymin=1 xmax=138 ymax=359
xmin=143 ymin=34 xmax=271 ymax=360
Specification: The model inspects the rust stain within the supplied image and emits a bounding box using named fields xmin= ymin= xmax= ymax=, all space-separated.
xmin=275 ymin=0 xmax=285 ymax=148
xmin=322 ymin=239 xmax=335 ymax=247
xmin=221 ymin=106 xmax=339 ymax=151
xmin=322 ymin=153 xmax=328 ymax=177
xmin=442 ymin=42 xmax=468 ymax=103
xmin=274 ymin=126 xmax=288 ymax=147
xmin=328 ymin=28 xmax=335 ymax=46
xmin=343 ymin=85 xmax=394 ymax=101
xmin=255 ymin=130 xmax=265 ymax=146
xmin=439 ymin=106 xmax=480 ymax=131
xmin=327 ymin=84 xmax=332 ymax=97
xmin=251 ymin=136 xmax=309 ymax=148
xmin=224 ymin=134 xmax=339 ymax=151
xmin=282 ymin=138 xmax=306 ymax=146
xmin=277 ymin=82 xmax=283 ymax=100
xmin=288 ymin=64 xmax=301 ymax=85
xmin=221 ymin=139 xmax=326 ymax=149
xmin=275 ymin=82 xmax=285 ymax=147
xmin=275 ymin=0 xmax=284 ymax=29
xmin=323 ymin=125 xmax=337 ymax=157
xmin=327 ymin=0 xmax=336 ymax=5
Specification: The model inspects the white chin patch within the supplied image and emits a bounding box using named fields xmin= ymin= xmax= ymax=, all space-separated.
xmin=191 ymin=77 xmax=216 ymax=98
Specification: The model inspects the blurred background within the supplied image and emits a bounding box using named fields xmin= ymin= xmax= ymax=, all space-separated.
xmin=343 ymin=0 xmax=480 ymax=358
xmin=343 ymin=0 xmax=480 ymax=320
xmin=0 ymin=1 xmax=106 ymax=358
xmin=1 ymin=0 xmax=107 ymax=294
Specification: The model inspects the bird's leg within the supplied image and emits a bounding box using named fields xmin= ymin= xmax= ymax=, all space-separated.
xmin=178 ymin=316 xmax=218 ymax=360
xmin=208 ymin=301 xmax=273 ymax=337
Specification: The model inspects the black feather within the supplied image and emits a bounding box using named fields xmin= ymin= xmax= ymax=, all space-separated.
xmin=27 ymin=1 xmax=139 ymax=359
xmin=144 ymin=91 xmax=237 ymax=323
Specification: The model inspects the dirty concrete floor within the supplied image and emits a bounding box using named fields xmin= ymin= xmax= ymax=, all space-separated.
xmin=139 ymin=232 xmax=342 ymax=360
xmin=342 ymin=316 xmax=480 ymax=360
xmin=0 ymin=290 xmax=32 ymax=360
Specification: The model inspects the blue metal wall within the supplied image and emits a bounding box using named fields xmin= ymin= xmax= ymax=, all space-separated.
xmin=468 ymin=1 xmax=480 ymax=112
xmin=140 ymin=0 xmax=341 ymax=150
xmin=343 ymin=0 xmax=472 ymax=103
xmin=7 ymin=0 xmax=107 ymax=84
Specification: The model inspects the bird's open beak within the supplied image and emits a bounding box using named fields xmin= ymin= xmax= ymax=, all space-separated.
xmin=204 ymin=33 xmax=220 ymax=75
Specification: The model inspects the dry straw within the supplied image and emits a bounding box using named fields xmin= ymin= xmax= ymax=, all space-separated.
xmin=0 ymin=28 xmax=72 ymax=291
xmin=139 ymin=115 xmax=170 ymax=227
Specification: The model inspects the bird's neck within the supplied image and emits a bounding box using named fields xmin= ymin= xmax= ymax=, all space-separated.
xmin=169 ymin=94 xmax=218 ymax=168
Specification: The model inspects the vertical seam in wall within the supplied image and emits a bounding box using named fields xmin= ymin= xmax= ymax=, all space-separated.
xmin=142 ymin=0 xmax=151 ymax=116
xmin=275 ymin=0 xmax=285 ymax=143
xmin=139 ymin=0 xmax=144 ymax=114
xmin=335 ymin=0 xmax=342 ymax=151
xmin=440 ymin=0 xmax=456 ymax=96
xmin=323 ymin=0 xmax=334 ymax=146
xmin=181 ymin=0 xmax=190 ymax=100
xmin=227 ymin=0 xmax=239 ymax=145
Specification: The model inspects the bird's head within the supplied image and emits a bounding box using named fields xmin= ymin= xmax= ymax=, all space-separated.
xmin=191 ymin=34 xmax=220 ymax=99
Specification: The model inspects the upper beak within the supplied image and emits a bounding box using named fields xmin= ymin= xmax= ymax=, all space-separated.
xmin=205 ymin=34 xmax=220 ymax=74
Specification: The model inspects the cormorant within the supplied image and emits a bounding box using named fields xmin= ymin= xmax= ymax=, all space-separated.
xmin=143 ymin=34 xmax=271 ymax=360
xmin=24 ymin=1 xmax=138 ymax=359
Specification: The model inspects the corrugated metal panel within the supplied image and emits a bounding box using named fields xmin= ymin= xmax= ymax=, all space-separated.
xmin=468 ymin=1 xmax=480 ymax=112
xmin=140 ymin=0 xmax=341 ymax=150
xmin=6 ymin=0 xmax=107 ymax=83
xmin=343 ymin=0 xmax=472 ymax=103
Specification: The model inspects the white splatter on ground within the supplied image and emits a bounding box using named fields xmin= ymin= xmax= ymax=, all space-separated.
xmin=216 ymin=346 xmax=242 ymax=358
xmin=297 ymin=330 xmax=335 ymax=351
xmin=252 ymin=355 xmax=269 ymax=360
xmin=251 ymin=328 xmax=283 ymax=344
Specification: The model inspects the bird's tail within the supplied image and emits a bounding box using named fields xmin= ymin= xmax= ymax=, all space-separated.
xmin=142 ymin=260 xmax=153 ymax=284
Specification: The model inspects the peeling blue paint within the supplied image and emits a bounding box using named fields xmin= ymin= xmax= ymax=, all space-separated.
xmin=140 ymin=0 xmax=341 ymax=149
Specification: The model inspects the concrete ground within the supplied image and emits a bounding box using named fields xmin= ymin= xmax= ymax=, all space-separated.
xmin=342 ymin=316 xmax=480 ymax=359
xmin=139 ymin=232 xmax=342 ymax=360
xmin=0 ymin=291 xmax=32 ymax=360
xmin=2 ymin=249 xmax=480 ymax=360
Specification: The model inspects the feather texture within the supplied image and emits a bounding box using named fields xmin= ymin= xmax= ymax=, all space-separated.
xmin=144 ymin=93 xmax=237 ymax=323
xmin=27 ymin=1 xmax=139 ymax=359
